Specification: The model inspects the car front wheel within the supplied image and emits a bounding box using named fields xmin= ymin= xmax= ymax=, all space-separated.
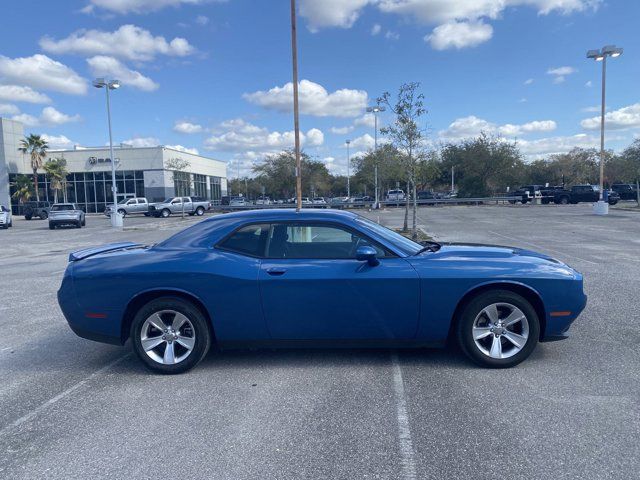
xmin=161 ymin=209 xmax=170 ymax=218
xmin=131 ymin=297 xmax=211 ymax=374
xmin=456 ymin=290 xmax=540 ymax=368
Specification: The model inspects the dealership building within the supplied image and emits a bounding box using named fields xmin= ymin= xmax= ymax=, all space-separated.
xmin=0 ymin=118 xmax=228 ymax=213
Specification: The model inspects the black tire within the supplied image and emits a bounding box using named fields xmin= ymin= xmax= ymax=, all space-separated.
xmin=118 ymin=209 xmax=127 ymax=217
xmin=541 ymin=198 xmax=550 ymax=205
xmin=559 ymin=197 xmax=569 ymax=205
xmin=49 ymin=224 xmax=55 ymax=230
xmin=608 ymin=199 xmax=618 ymax=206
xmin=25 ymin=215 xmax=32 ymax=220
xmin=76 ymin=221 xmax=82 ymax=228
xmin=520 ymin=199 xmax=527 ymax=204
xmin=195 ymin=206 xmax=205 ymax=216
xmin=39 ymin=212 xmax=48 ymax=220
xmin=456 ymin=289 xmax=540 ymax=369
xmin=131 ymin=297 xmax=211 ymax=374
xmin=161 ymin=209 xmax=171 ymax=218
xmin=81 ymin=218 xmax=86 ymax=226
xmin=8 ymin=221 xmax=12 ymax=228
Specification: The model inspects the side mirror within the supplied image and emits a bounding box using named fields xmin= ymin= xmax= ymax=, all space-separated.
xmin=356 ymin=245 xmax=379 ymax=266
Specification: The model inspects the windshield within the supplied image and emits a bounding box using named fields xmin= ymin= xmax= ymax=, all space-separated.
xmin=355 ymin=216 xmax=422 ymax=256
xmin=118 ymin=199 xmax=129 ymax=204
xmin=52 ymin=205 xmax=74 ymax=211
xmin=162 ymin=198 xmax=176 ymax=203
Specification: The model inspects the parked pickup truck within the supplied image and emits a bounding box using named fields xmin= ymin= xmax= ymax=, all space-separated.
xmin=611 ymin=183 xmax=638 ymax=201
xmin=148 ymin=196 xmax=211 ymax=218
xmin=543 ymin=185 xmax=619 ymax=205
xmin=104 ymin=197 xmax=150 ymax=217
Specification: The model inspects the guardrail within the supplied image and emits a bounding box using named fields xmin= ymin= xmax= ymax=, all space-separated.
xmin=210 ymin=196 xmax=523 ymax=212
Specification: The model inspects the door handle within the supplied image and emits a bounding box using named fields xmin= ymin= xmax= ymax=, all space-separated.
xmin=266 ymin=267 xmax=287 ymax=276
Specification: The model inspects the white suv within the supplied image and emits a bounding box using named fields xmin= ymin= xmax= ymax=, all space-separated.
xmin=0 ymin=205 xmax=12 ymax=229
xmin=386 ymin=189 xmax=406 ymax=201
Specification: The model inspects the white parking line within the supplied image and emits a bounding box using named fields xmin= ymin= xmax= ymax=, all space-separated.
xmin=391 ymin=353 xmax=418 ymax=480
xmin=0 ymin=354 xmax=130 ymax=437
xmin=487 ymin=230 xmax=598 ymax=266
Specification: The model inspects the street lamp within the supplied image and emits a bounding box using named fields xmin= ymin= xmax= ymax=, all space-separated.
xmin=586 ymin=45 xmax=623 ymax=215
xmin=366 ymin=105 xmax=386 ymax=208
xmin=345 ymin=139 xmax=351 ymax=198
xmin=93 ymin=78 xmax=121 ymax=227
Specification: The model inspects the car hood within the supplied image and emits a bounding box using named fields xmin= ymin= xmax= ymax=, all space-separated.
xmin=410 ymin=242 xmax=579 ymax=278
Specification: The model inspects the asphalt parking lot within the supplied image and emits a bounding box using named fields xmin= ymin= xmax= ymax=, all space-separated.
xmin=0 ymin=205 xmax=638 ymax=479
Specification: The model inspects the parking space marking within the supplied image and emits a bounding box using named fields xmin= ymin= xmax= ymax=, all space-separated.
xmin=0 ymin=354 xmax=130 ymax=437
xmin=487 ymin=230 xmax=598 ymax=266
xmin=391 ymin=353 xmax=418 ymax=480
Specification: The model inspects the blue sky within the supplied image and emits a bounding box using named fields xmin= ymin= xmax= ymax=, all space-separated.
xmin=0 ymin=0 xmax=638 ymax=176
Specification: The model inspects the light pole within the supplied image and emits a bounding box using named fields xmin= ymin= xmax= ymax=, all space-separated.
xmin=93 ymin=78 xmax=121 ymax=227
xmin=587 ymin=45 xmax=623 ymax=214
xmin=366 ymin=105 xmax=385 ymax=208
xmin=290 ymin=0 xmax=302 ymax=211
xmin=345 ymin=139 xmax=351 ymax=198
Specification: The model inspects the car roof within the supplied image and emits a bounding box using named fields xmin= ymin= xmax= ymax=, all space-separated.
xmin=209 ymin=208 xmax=358 ymax=222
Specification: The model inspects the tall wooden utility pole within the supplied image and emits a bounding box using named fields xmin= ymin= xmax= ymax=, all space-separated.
xmin=290 ymin=0 xmax=302 ymax=211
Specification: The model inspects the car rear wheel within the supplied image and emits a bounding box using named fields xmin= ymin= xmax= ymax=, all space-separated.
xmin=456 ymin=290 xmax=540 ymax=368
xmin=195 ymin=206 xmax=205 ymax=216
xmin=39 ymin=212 xmax=48 ymax=220
xmin=161 ymin=209 xmax=171 ymax=218
xmin=49 ymin=224 xmax=55 ymax=230
xmin=81 ymin=218 xmax=86 ymax=226
xmin=131 ymin=297 xmax=211 ymax=374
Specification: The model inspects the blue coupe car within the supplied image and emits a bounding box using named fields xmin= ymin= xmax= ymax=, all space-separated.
xmin=58 ymin=209 xmax=586 ymax=374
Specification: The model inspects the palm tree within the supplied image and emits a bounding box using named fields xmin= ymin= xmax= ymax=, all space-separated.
xmin=11 ymin=174 xmax=34 ymax=204
xmin=18 ymin=134 xmax=49 ymax=201
xmin=43 ymin=157 xmax=68 ymax=203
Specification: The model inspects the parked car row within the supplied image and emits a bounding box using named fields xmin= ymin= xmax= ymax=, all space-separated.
xmin=511 ymin=184 xmax=622 ymax=206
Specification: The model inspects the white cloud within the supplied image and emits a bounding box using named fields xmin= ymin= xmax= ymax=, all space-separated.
xmin=585 ymin=80 xmax=593 ymax=88
xmin=300 ymin=1 xmax=599 ymax=50
xmin=11 ymin=113 xmax=40 ymax=127
xmin=547 ymin=66 xmax=576 ymax=83
xmin=41 ymin=134 xmax=76 ymax=149
xmin=121 ymin=136 xmax=160 ymax=147
xmin=0 ymin=85 xmax=51 ymax=104
xmin=439 ymin=115 xmax=557 ymax=140
xmin=300 ymin=0 xmax=371 ymax=32
xmin=371 ymin=24 xmax=382 ymax=35
xmin=87 ymin=56 xmax=159 ymax=91
xmin=204 ymin=118 xmax=324 ymax=152
xmin=40 ymin=25 xmax=195 ymax=62
xmin=518 ymin=133 xmax=600 ymax=158
xmin=385 ymin=30 xmax=400 ymax=40
xmin=195 ymin=15 xmax=209 ymax=25
xmin=425 ymin=20 xmax=493 ymax=50
xmin=85 ymin=0 xmax=216 ymax=14
xmin=0 ymin=54 xmax=87 ymax=95
xmin=0 ymin=104 xmax=19 ymax=115
xmin=243 ymin=79 xmax=368 ymax=118
xmin=354 ymin=112 xmax=376 ymax=128
xmin=581 ymin=103 xmax=640 ymax=131
xmin=330 ymin=126 xmax=354 ymax=135
xmin=166 ymin=144 xmax=199 ymax=154
xmin=40 ymin=106 xmax=81 ymax=125
xmin=11 ymin=107 xmax=81 ymax=127
xmin=173 ymin=121 xmax=203 ymax=134
xmin=524 ymin=78 xmax=534 ymax=85
xmin=346 ymin=133 xmax=375 ymax=150
xmin=581 ymin=105 xmax=600 ymax=113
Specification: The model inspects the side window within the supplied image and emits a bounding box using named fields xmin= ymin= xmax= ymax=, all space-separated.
xmin=266 ymin=223 xmax=386 ymax=259
xmin=218 ymin=224 xmax=269 ymax=257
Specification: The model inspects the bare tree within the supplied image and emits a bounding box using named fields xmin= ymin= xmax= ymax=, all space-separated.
xmin=165 ymin=157 xmax=191 ymax=219
xmin=379 ymin=82 xmax=427 ymax=239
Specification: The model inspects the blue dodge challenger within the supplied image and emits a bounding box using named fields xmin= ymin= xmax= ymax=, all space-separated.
xmin=58 ymin=209 xmax=586 ymax=374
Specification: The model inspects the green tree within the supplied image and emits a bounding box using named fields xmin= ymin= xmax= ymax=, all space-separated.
xmin=252 ymin=150 xmax=332 ymax=200
xmin=441 ymin=133 xmax=525 ymax=197
xmin=352 ymin=144 xmax=406 ymax=196
xmin=43 ymin=157 xmax=68 ymax=203
xmin=18 ymin=134 xmax=48 ymax=201
xmin=11 ymin=174 xmax=34 ymax=204
xmin=165 ymin=157 xmax=191 ymax=218
xmin=379 ymin=82 xmax=427 ymax=238
xmin=618 ymin=139 xmax=640 ymax=204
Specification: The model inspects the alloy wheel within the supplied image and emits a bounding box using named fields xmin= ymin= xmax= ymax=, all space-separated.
xmin=140 ymin=310 xmax=196 ymax=365
xmin=472 ymin=302 xmax=530 ymax=359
